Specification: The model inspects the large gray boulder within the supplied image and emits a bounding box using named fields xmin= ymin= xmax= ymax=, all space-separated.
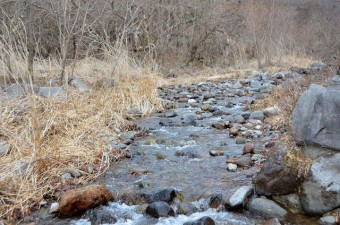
xmin=299 ymin=153 xmax=340 ymax=215
xmin=253 ymin=143 xmax=303 ymax=196
xmin=292 ymin=84 xmax=340 ymax=151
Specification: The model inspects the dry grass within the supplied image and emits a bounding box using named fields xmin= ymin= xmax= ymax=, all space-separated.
xmin=282 ymin=135 xmax=313 ymax=178
xmin=238 ymin=53 xmax=317 ymax=72
xmin=0 ymin=50 xmax=164 ymax=221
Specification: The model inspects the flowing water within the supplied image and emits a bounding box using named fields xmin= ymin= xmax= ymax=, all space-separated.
xmin=40 ymin=79 xmax=320 ymax=225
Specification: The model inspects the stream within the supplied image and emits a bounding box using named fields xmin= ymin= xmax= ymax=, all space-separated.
xmin=39 ymin=74 xmax=320 ymax=225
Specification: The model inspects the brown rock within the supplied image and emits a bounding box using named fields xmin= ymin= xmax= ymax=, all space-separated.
xmin=59 ymin=185 xmax=113 ymax=217
xmin=212 ymin=122 xmax=226 ymax=130
xmin=254 ymin=143 xmax=303 ymax=196
xmin=229 ymin=127 xmax=239 ymax=136
xmin=243 ymin=142 xmax=255 ymax=154
xmin=227 ymin=154 xmax=252 ymax=167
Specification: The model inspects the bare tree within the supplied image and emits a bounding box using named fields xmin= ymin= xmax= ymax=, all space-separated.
xmin=25 ymin=0 xmax=34 ymax=83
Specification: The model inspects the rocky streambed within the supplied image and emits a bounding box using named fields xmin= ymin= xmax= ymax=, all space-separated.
xmin=32 ymin=65 xmax=340 ymax=225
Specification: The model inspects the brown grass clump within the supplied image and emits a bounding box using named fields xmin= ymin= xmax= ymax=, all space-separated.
xmin=282 ymin=135 xmax=313 ymax=178
xmin=0 ymin=52 xmax=164 ymax=221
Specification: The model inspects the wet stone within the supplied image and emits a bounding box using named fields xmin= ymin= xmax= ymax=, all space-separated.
xmin=231 ymin=154 xmax=252 ymax=167
xmin=175 ymin=150 xmax=185 ymax=157
xmin=243 ymin=142 xmax=255 ymax=154
xmin=144 ymin=138 xmax=156 ymax=145
xmin=188 ymin=99 xmax=197 ymax=104
xmin=241 ymin=112 xmax=252 ymax=120
xmin=148 ymin=188 xmax=178 ymax=203
xmin=201 ymin=104 xmax=211 ymax=111
xmin=159 ymin=118 xmax=173 ymax=126
xmin=251 ymin=154 xmax=264 ymax=162
xmin=249 ymin=198 xmax=287 ymax=220
xmin=86 ymin=208 xmax=118 ymax=225
xmin=165 ymin=110 xmax=177 ymax=117
xmin=119 ymin=131 xmax=136 ymax=140
xmin=176 ymin=202 xmax=197 ymax=215
xmin=49 ymin=203 xmax=60 ymax=214
xmin=182 ymin=113 xmax=197 ymax=125
xmin=229 ymin=127 xmax=240 ymax=136
xmin=202 ymin=112 xmax=213 ymax=118
xmin=236 ymin=138 xmax=247 ymax=144
xmin=212 ymin=122 xmax=226 ymax=130
xmin=208 ymin=194 xmax=223 ymax=208
xmin=184 ymin=216 xmax=216 ymax=225
xmin=249 ymin=111 xmax=265 ymax=121
xmin=145 ymin=201 xmax=175 ymax=218
xmin=234 ymin=115 xmax=246 ymax=124
xmin=228 ymin=186 xmax=254 ymax=208
xmin=203 ymin=93 xmax=215 ymax=100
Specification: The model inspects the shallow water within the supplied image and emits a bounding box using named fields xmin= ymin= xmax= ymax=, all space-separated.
xmin=71 ymin=202 xmax=255 ymax=225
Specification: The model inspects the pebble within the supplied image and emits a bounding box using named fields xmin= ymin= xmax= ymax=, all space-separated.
xmin=249 ymin=111 xmax=265 ymax=121
xmin=39 ymin=200 xmax=48 ymax=207
xmin=229 ymin=127 xmax=240 ymax=136
xmin=243 ymin=142 xmax=255 ymax=154
xmin=209 ymin=150 xmax=224 ymax=157
xmin=228 ymin=186 xmax=254 ymax=207
xmin=183 ymin=113 xmax=197 ymax=125
xmin=320 ymin=216 xmax=337 ymax=225
xmin=61 ymin=173 xmax=73 ymax=180
xmin=201 ymin=104 xmax=211 ymax=111
xmin=232 ymin=155 xmax=252 ymax=167
xmin=49 ymin=202 xmax=60 ymax=214
xmin=0 ymin=141 xmax=10 ymax=157
xmin=264 ymin=106 xmax=281 ymax=116
xmin=236 ymin=137 xmax=247 ymax=144
xmin=65 ymin=168 xmax=82 ymax=178
xmin=227 ymin=163 xmax=237 ymax=172
xmin=251 ymin=154 xmax=264 ymax=162
xmin=234 ymin=115 xmax=245 ymax=123
xmin=128 ymin=107 xmax=143 ymax=115
xmin=165 ymin=110 xmax=177 ymax=117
